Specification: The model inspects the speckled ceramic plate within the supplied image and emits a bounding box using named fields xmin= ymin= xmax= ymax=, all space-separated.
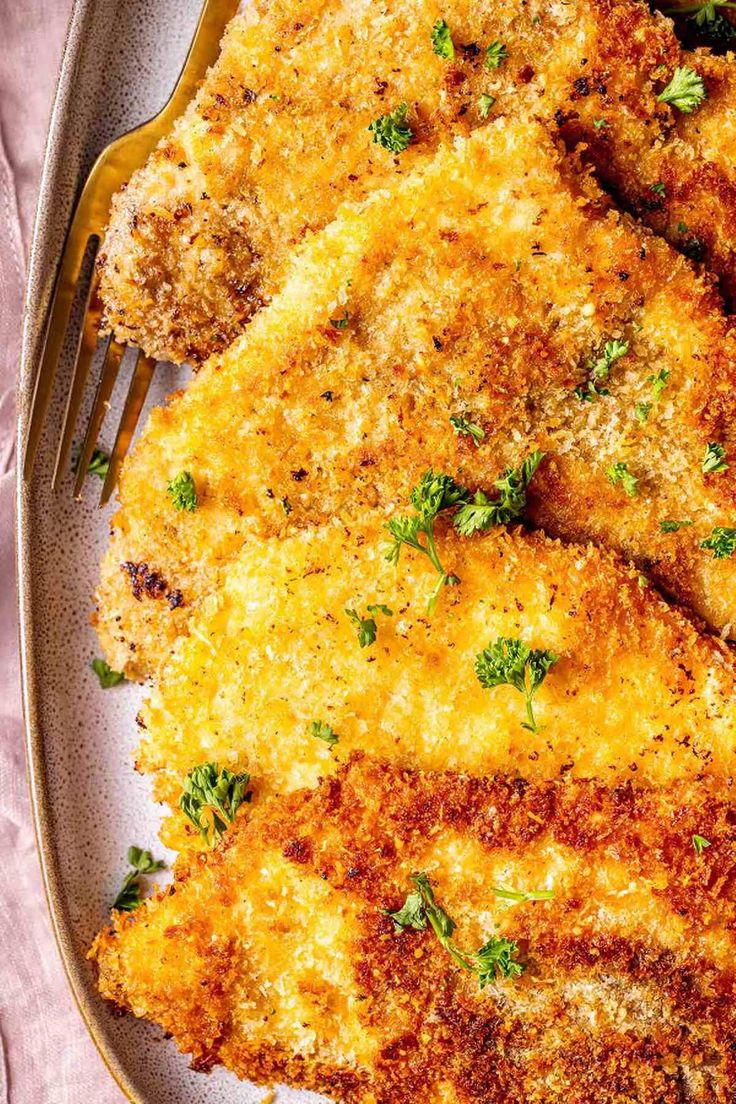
xmin=16 ymin=3 xmax=321 ymax=1101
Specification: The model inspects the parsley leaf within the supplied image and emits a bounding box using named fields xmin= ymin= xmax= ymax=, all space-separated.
xmin=330 ymin=310 xmax=350 ymax=330
xmin=492 ymin=886 xmax=555 ymax=903
xmin=369 ymin=102 xmax=413 ymax=153
xmin=88 ymin=448 xmax=110 ymax=479
xmin=702 ymin=442 xmax=729 ymax=474
xmin=454 ymin=450 xmax=544 ymax=536
xmin=657 ymin=66 xmax=707 ymax=113
xmin=345 ymin=604 xmax=393 ymax=647
xmin=91 ymin=658 xmax=125 ymax=689
xmin=478 ymin=93 xmax=496 ymax=119
xmin=634 ymin=401 xmax=652 ymax=424
xmin=485 ymin=41 xmax=507 ymax=69
xmin=113 ymin=846 xmax=164 ymax=912
xmin=450 ymin=413 xmax=485 ymax=446
xmin=701 ymin=526 xmax=736 ymax=558
xmin=385 ymin=470 xmax=467 ymax=613
xmin=606 ymin=461 xmax=638 ymax=497
xmin=310 ymin=719 xmax=339 ymax=746
xmin=660 ymin=519 xmax=693 ymax=532
xmin=475 ymin=636 xmax=558 ymax=733
xmin=167 ymin=471 xmax=197 ymax=512
xmin=650 ymin=368 xmax=670 ymax=398
xmin=476 ymin=936 xmax=526 ymax=985
xmin=431 ymin=18 xmax=455 ymax=59
xmin=693 ymin=833 xmax=711 ymax=855
xmin=574 ymin=338 xmax=628 ymax=401
xmin=179 ymin=762 xmax=251 ymax=846
xmin=650 ymin=181 xmax=666 ymax=196
xmin=388 ymin=872 xmax=525 ymax=986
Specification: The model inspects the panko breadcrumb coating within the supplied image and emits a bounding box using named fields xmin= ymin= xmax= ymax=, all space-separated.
xmin=91 ymin=755 xmax=736 ymax=1101
xmin=134 ymin=523 xmax=736 ymax=852
xmin=96 ymin=121 xmax=736 ymax=679
xmin=98 ymin=0 xmax=736 ymax=364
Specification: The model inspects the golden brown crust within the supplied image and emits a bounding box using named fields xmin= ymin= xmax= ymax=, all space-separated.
xmin=133 ymin=522 xmax=736 ymax=853
xmin=96 ymin=121 xmax=736 ymax=678
xmin=91 ymin=756 xmax=736 ymax=1101
xmin=98 ymin=0 xmax=736 ymax=364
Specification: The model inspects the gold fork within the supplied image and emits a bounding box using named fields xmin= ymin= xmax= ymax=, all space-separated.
xmin=23 ymin=0 xmax=240 ymax=505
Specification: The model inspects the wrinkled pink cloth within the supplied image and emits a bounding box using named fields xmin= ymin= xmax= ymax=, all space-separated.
xmin=0 ymin=2 xmax=125 ymax=1100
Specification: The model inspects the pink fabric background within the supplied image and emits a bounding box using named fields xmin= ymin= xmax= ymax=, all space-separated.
xmin=0 ymin=2 xmax=125 ymax=1100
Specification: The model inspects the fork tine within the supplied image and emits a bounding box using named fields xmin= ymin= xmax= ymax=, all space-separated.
xmin=99 ymin=351 xmax=156 ymax=506
xmin=23 ymin=229 xmax=94 ymax=481
xmin=51 ymin=265 xmax=104 ymax=490
xmin=73 ymin=338 xmax=126 ymax=499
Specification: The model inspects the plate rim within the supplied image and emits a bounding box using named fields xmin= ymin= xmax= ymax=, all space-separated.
xmin=16 ymin=1 xmax=145 ymax=1099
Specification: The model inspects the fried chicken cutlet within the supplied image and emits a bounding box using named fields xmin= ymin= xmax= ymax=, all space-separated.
xmin=98 ymin=0 xmax=736 ymax=365
xmin=91 ymin=755 xmax=736 ymax=1101
xmin=96 ymin=121 xmax=736 ymax=679
xmin=136 ymin=523 xmax=736 ymax=851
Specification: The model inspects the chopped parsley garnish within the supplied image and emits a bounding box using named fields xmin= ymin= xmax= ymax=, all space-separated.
xmin=606 ymin=461 xmax=638 ymax=497
xmin=684 ymin=1 xmax=736 ymax=41
xmin=345 ymin=604 xmax=393 ymax=648
xmin=650 ymin=181 xmax=666 ymax=196
xmin=656 ymin=66 xmax=707 ymax=113
xmin=701 ymin=526 xmax=736 ymax=558
xmin=485 ymin=41 xmax=508 ymax=69
xmin=574 ymin=338 xmax=629 ymax=401
xmin=167 ymin=470 xmax=197 ymax=512
xmin=91 ymin=658 xmax=125 ymax=689
xmin=113 ymin=846 xmax=164 ymax=912
xmin=702 ymin=442 xmax=729 ymax=474
xmin=453 ymin=451 xmax=544 ymax=536
xmin=677 ymin=220 xmax=689 ymax=234
xmin=369 ymin=102 xmax=413 ymax=153
xmin=650 ymin=368 xmax=670 ymax=398
xmin=634 ymin=401 xmax=652 ymax=424
xmin=475 ymin=636 xmax=558 ymax=733
xmin=385 ymin=470 xmax=466 ymax=613
xmin=310 ymin=719 xmax=339 ymax=746
xmin=450 ymin=413 xmax=486 ymax=446
xmin=431 ymin=18 xmax=455 ymax=59
xmin=281 ymin=496 xmax=292 ymax=515
xmin=593 ymin=118 xmax=609 ymax=129
xmin=330 ymin=310 xmax=350 ymax=330
xmin=478 ymin=93 xmax=496 ymax=119
xmin=492 ymin=886 xmax=555 ymax=903
xmin=179 ymin=762 xmax=251 ymax=846
xmin=388 ymin=872 xmax=525 ymax=986
xmin=88 ymin=448 xmax=110 ymax=479
xmin=693 ymin=833 xmax=711 ymax=855
xmin=72 ymin=446 xmax=109 ymax=479
xmin=660 ymin=519 xmax=693 ymax=532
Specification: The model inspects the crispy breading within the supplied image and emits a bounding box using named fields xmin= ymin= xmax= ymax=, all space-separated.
xmin=91 ymin=755 xmax=736 ymax=1101
xmin=135 ymin=523 xmax=736 ymax=851
xmin=96 ymin=121 xmax=736 ymax=679
xmin=98 ymin=0 xmax=736 ymax=365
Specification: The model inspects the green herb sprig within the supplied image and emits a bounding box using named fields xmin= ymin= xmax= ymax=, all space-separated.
xmin=431 ymin=18 xmax=455 ymax=58
xmin=179 ymin=762 xmax=251 ymax=846
xmin=574 ymin=339 xmax=628 ymax=401
xmin=167 ymin=471 xmax=197 ymax=512
xmin=113 ymin=846 xmax=165 ymax=912
xmin=345 ymin=604 xmax=393 ymax=648
xmin=388 ymin=872 xmax=525 ymax=987
xmin=701 ymin=526 xmax=736 ymax=558
xmin=369 ymin=103 xmax=413 ymax=153
xmin=91 ymin=658 xmax=125 ymax=689
xmin=453 ymin=451 xmax=544 ymax=536
xmin=475 ymin=637 xmax=558 ymax=733
xmin=657 ymin=66 xmax=707 ymax=112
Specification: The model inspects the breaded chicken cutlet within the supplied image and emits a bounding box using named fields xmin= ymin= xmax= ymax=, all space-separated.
xmin=92 ymin=755 xmax=736 ymax=1102
xmin=97 ymin=121 xmax=736 ymax=679
xmin=136 ymin=523 xmax=736 ymax=851
xmin=98 ymin=0 xmax=736 ymax=365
